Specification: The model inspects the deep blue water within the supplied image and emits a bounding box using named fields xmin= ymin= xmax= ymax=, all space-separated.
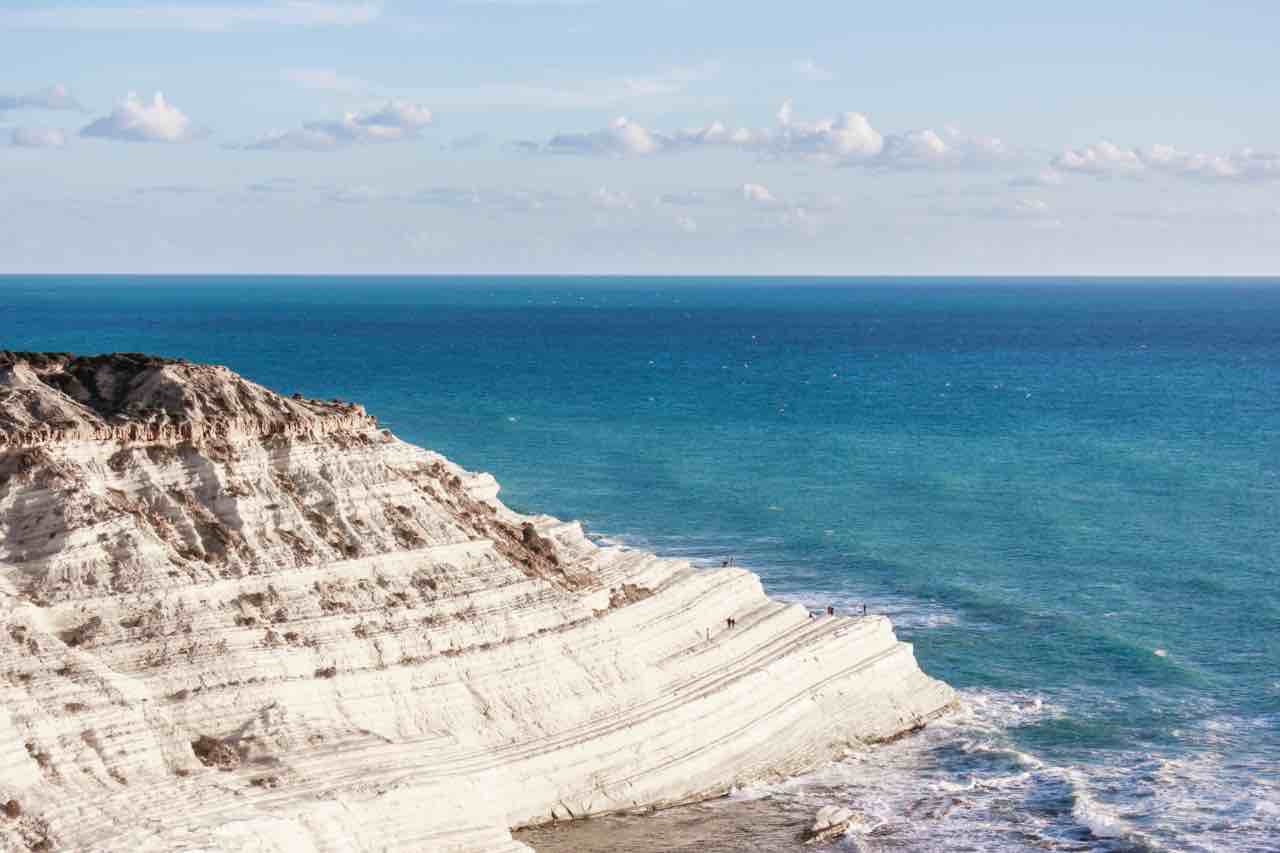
xmin=3 ymin=276 xmax=1278 ymax=851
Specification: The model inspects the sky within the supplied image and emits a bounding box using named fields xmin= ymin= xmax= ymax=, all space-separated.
xmin=1 ymin=0 xmax=1278 ymax=275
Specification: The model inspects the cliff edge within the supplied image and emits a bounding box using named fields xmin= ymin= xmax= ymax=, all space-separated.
xmin=0 ymin=352 xmax=954 ymax=852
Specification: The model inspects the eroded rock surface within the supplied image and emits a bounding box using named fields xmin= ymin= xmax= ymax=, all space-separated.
xmin=0 ymin=352 xmax=954 ymax=852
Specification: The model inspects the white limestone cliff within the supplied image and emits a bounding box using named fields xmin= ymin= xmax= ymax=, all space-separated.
xmin=0 ymin=352 xmax=954 ymax=852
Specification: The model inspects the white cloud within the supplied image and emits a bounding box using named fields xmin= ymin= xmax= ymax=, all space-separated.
xmin=741 ymin=182 xmax=778 ymax=205
xmin=11 ymin=127 xmax=67 ymax=148
xmin=876 ymin=126 xmax=1010 ymax=170
xmin=360 ymin=101 xmax=433 ymax=130
xmin=771 ymin=100 xmax=884 ymax=161
xmin=540 ymin=102 xmax=1008 ymax=170
xmin=80 ymin=92 xmax=204 ymax=143
xmin=547 ymin=116 xmax=664 ymax=156
xmin=239 ymin=101 xmax=433 ymax=150
xmin=0 ymin=84 xmax=82 ymax=112
xmin=1140 ymin=144 xmax=1280 ymax=182
xmin=0 ymin=3 xmax=380 ymax=31
xmin=1054 ymin=140 xmax=1280 ymax=183
xmin=791 ymin=59 xmax=835 ymax=82
xmin=1052 ymin=141 xmax=1144 ymax=177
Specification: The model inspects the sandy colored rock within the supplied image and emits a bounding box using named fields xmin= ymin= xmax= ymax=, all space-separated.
xmin=0 ymin=352 xmax=954 ymax=852
xmin=803 ymin=805 xmax=866 ymax=845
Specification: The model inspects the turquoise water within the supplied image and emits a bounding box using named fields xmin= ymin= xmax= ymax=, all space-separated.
xmin=3 ymin=277 xmax=1278 ymax=851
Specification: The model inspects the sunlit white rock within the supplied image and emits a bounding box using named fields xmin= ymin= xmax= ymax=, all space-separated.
xmin=0 ymin=352 xmax=954 ymax=852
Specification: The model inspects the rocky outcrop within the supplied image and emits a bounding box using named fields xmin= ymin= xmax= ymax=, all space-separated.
xmin=802 ymin=805 xmax=867 ymax=845
xmin=0 ymin=352 xmax=954 ymax=852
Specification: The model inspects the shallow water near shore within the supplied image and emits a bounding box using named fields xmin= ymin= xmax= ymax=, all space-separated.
xmin=3 ymin=276 xmax=1278 ymax=851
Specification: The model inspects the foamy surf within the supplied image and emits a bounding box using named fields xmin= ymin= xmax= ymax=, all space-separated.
xmin=691 ymin=689 xmax=1272 ymax=853
xmin=562 ymin=528 xmax=1278 ymax=852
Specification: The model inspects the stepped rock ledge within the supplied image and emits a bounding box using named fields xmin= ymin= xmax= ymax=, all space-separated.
xmin=0 ymin=351 xmax=955 ymax=852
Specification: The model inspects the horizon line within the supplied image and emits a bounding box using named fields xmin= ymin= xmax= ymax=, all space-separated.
xmin=3 ymin=273 xmax=1280 ymax=281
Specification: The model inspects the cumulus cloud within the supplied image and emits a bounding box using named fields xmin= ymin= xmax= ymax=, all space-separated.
xmin=80 ymin=92 xmax=204 ymax=143
xmin=11 ymin=127 xmax=67 ymax=148
xmin=540 ymin=101 xmax=1009 ymax=170
xmin=770 ymin=100 xmax=884 ymax=161
xmin=1052 ymin=141 xmax=1143 ymax=177
xmin=239 ymin=101 xmax=433 ymax=151
xmin=876 ymin=126 xmax=1010 ymax=170
xmin=1141 ymin=144 xmax=1280 ymax=182
xmin=1054 ymin=140 xmax=1280 ymax=183
xmin=741 ymin=182 xmax=779 ymax=205
xmin=0 ymin=3 xmax=380 ymax=31
xmin=0 ymin=83 xmax=82 ymax=113
xmin=547 ymin=116 xmax=664 ymax=156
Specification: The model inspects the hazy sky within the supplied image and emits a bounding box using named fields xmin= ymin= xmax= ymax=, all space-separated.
xmin=2 ymin=1 xmax=1278 ymax=274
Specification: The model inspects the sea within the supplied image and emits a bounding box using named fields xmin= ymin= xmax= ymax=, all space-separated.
xmin=2 ymin=276 xmax=1277 ymax=852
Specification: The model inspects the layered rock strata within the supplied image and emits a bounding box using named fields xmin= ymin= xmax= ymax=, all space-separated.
xmin=0 ymin=352 xmax=954 ymax=852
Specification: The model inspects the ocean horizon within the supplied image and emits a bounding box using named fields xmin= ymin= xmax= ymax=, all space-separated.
xmin=4 ymin=275 xmax=1278 ymax=851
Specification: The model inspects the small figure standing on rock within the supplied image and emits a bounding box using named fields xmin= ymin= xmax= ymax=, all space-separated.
xmin=725 ymin=617 xmax=736 ymax=629
xmin=826 ymin=605 xmax=835 ymax=616
xmin=861 ymin=603 xmax=867 ymax=616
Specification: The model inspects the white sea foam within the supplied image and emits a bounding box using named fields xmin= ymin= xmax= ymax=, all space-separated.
xmin=725 ymin=688 xmax=1279 ymax=852
xmin=1066 ymin=770 xmax=1132 ymax=841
